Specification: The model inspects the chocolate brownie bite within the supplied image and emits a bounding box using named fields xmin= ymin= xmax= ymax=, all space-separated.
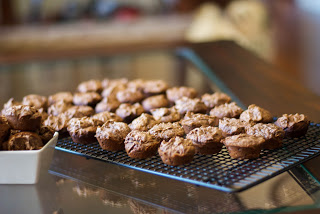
xmin=116 ymin=87 xmax=145 ymax=104
xmin=124 ymin=130 xmax=160 ymax=159
xmin=174 ymin=97 xmax=207 ymax=116
xmin=150 ymin=107 xmax=181 ymax=123
xmin=246 ymin=123 xmax=285 ymax=150
xmin=77 ymin=79 xmax=103 ymax=93
xmin=142 ymin=80 xmax=169 ymax=96
xmin=219 ymin=118 xmax=246 ymax=137
xmin=38 ymin=125 xmax=55 ymax=144
xmin=67 ymin=117 xmax=103 ymax=144
xmin=73 ymin=92 xmax=102 ymax=107
xmin=47 ymin=100 xmax=72 ymax=116
xmin=240 ymin=104 xmax=273 ymax=124
xmin=129 ymin=113 xmax=158 ymax=131
xmin=4 ymin=105 xmax=42 ymax=131
xmin=127 ymin=79 xmax=146 ymax=90
xmin=43 ymin=114 xmax=70 ymax=135
xmin=158 ymin=136 xmax=195 ymax=166
xmin=275 ymin=113 xmax=310 ymax=138
xmin=142 ymin=95 xmax=169 ymax=112
xmin=210 ymin=102 xmax=243 ymax=119
xmin=22 ymin=94 xmax=48 ymax=111
xmin=115 ymin=103 xmax=145 ymax=123
xmin=96 ymin=121 xmax=131 ymax=151
xmin=1 ymin=98 xmax=21 ymax=115
xmin=201 ymin=92 xmax=231 ymax=110
xmin=222 ymin=134 xmax=265 ymax=159
xmin=7 ymin=132 xmax=43 ymax=150
xmin=102 ymin=78 xmax=128 ymax=88
xmin=186 ymin=126 xmax=223 ymax=155
xmin=0 ymin=116 xmax=10 ymax=143
xmin=148 ymin=122 xmax=185 ymax=141
xmin=181 ymin=112 xmax=218 ymax=134
xmin=48 ymin=92 xmax=73 ymax=106
xmin=63 ymin=105 xmax=95 ymax=119
xmin=166 ymin=86 xmax=198 ymax=104
xmin=101 ymin=84 xmax=127 ymax=98
xmin=95 ymin=97 xmax=121 ymax=113
xmin=91 ymin=111 xmax=123 ymax=123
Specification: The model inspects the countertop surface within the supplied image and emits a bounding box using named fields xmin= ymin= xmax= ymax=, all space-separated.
xmin=1 ymin=41 xmax=320 ymax=214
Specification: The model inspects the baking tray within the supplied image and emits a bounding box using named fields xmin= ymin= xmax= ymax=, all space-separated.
xmin=55 ymin=123 xmax=320 ymax=192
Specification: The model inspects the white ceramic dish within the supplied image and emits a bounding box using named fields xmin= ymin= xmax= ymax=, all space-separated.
xmin=0 ymin=132 xmax=59 ymax=184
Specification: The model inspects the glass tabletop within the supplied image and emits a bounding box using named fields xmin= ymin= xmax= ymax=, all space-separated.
xmin=0 ymin=49 xmax=320 ymax=214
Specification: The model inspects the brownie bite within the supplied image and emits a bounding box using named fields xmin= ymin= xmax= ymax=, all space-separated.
xmin=158 ymin=136 xmax=195 ymax=166
xmin=63 ymin=105 xmax=95 ymax=119
xmin=127 ymin=79 xmax=146 ymax=90
xmin=101 ymin=84 xmax=127 ymax=98
xmin=48 ymin=92 xmax=73 ymax=106
xmin=142 ymin=80 xmax=169 ymax=96
xmin=166 ymin=86 xmax=198 ymax=104
xmin=77 ymin=79 xmax=103 ymax=93
xmin=116 ymin=87 xmax=145 ymax=104
xmin=209 ymin=102 xmax=243 ymax=119
xmin=95 ymin=97 xmax=121 ymax=113
xmin=124 ymin=130 xmax=160 ymax=159
xmin=115 ymin=103 xmax=145 ymax=123
xmin=174 ymin=97 xmax=207 ymax=116
xmin=38 ymin=125 xmax=55 ymax=144
xmin=201 ymin=92 xmax=231 ymax=110
xmin=0 ymin=116 xmax=10 ymax=144
xmin=96 ymin=121 xmax=131 ymax=151
xmin=186 ymin=126 xmax=223 ymax=155
xmin=246 ymin=123 xmax=285 ymax=150
xmin=43 ymin=114 xmax=70 ymax=135
xmin=222 ymin=134 xmax=265 ymax=159
xmin=102 ymin=78 xmax=128 ymax=88
xmin=181 ymin=112 xmax=218 ymax=134
xmin=4 ymin=105 xmax=42 ymax=131
xmin=7 ymin=132 xmax=43 ymax=150
xmin=67 ymin=117 xmax=103 ymax=144
xmin=142 ymin=95 xmax=169 ymax=112
xmin=73 ymin=92 xmax=102 ymax=107
xmin=22 ymin=94 xmax=48 ymax=111
xmin=148 ymin=122 xmax=185 ymax=141
xmin=1 ymin=98 xmax=21 ymax=115
xmin=150 ymin=107 xmax=181 ymax=123
xmin=129 ymin=113 xmax=158 ymax=131
xmin=219 ymin=118 xmax=246 ymax=137
xmin=47 ymin=100 xmax=72 ymax=116
xmin=91 ymin=111 xmax=123 ymax=123
xmin=240 ymin=104 xmax=273 ymax=124
xmin=275 ymin=113 xmax=310 ymax=138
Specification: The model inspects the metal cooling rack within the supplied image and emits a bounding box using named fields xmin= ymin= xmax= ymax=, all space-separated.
xmin=55 ymin=123 xmax=320 ymax=192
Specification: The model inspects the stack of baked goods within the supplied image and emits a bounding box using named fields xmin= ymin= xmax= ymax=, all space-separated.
xmin=0 ymin=78 xmax=310 ymax=165
xmin=0 ymin=103 xmax=55 ymax=151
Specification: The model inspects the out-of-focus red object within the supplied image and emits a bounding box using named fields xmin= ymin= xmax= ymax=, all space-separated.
xmin=114 ymin=7 xmax=141 ymax=21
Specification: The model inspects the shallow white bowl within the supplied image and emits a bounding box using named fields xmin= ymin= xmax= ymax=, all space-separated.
xmin=0 ymin=132 xmax=58 ymax=184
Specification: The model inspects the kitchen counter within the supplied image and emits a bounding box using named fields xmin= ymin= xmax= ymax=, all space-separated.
xmin=0 ymin=41 xmax=320 ymax=214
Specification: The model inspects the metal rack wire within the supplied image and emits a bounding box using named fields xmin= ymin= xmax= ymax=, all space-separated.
xmin=55 ymin=123 xmax=320 ymax=192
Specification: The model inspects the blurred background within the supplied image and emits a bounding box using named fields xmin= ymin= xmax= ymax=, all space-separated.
xmin=0 ymin=0 xmax=320 ymax=96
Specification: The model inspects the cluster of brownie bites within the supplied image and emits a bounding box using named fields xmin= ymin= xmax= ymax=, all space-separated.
xmin=0 ymin=78 xmax=311 ymax=166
